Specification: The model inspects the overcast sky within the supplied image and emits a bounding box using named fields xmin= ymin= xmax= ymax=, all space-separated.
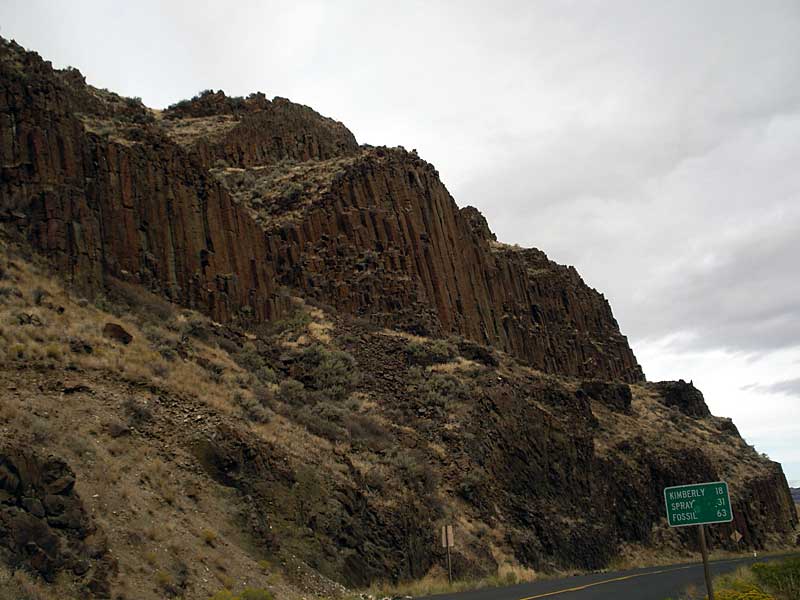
xmin=2 ymin=1 xmax=798 ymax=484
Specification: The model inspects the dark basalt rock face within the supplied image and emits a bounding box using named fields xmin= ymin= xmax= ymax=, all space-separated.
xmin=578 ymin=380 xmax=633 ymax=413
xmin=654 ymin=380 xmax=711 ymax=418
xmin=0 ymin=447 xmax=114 ymax=597
xmin=0 ymin=36 xmax=642 ymax=383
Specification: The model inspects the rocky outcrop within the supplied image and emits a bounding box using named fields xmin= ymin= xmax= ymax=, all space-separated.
xmin=0 ymin=38 xmax=289 ymax=323
xmin=0 ymin=37 xmax=643 ymax=382
xmin=0 ymin=447 xmax=113 ymax=596
xmin=238 ymin=149 xmax=643 ymax=381
xmin=729 ymin=466 xmax=799 ymax=549
xmin=578 ymin=380 xmax=632 ymax=413
xmin=654 ymin=380 xmax=711 ymax=417
xmin=162 ymin=90 xmax=359 ymax=169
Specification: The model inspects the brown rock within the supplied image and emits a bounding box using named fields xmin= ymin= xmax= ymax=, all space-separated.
xmin=0 ymin=445 xmax=110 ymax=589
xmin=0 ymin=37 xmax=643 ymax=381
xmin=102 ymin=322 xmax=132 ymax=345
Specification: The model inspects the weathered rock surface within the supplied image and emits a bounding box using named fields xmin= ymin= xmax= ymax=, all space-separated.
xmin=102 ymin=322 xmax=132 ymax=344
xmin=578 ymin=380 xmax=632 ymax=413
xmin=654 ymin=380 xmax=711 ymax=417
xmin=162 ymin=89 xmax=359 ymax=168
xmin=0 ymin=447 xmax=113 ymax=596
xmin=0 ymin=37 xmax=642 ymax=382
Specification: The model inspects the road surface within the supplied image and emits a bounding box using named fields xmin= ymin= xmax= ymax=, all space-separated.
xmin=421 ymin=554 xmax=796 ymax=600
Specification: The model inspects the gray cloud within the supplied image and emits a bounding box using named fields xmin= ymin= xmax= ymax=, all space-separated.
xmin=743 ymin=378 xmax=800 ymax=398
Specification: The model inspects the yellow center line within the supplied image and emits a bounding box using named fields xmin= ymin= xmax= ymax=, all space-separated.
xmin=516 ymin=563 xmax=701 ymax=599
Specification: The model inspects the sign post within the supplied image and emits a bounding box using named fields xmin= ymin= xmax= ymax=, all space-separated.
xmin=441 ymin=525 xmax=454 ymax=584
xmin=664 ymin=481 xmax=733 ymax=600
xmin=699 ymin=524 xmax=713 ymax=600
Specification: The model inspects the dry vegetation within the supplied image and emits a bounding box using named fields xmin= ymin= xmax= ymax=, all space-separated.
xmin=0 ymin=236 xmax=796 ymax=599
xmin=210 ymin=156 xmax=358 ymax=228
xmin=593 ymin=385 xmax=769 ymax=485
xmin=161 ymin=114 xmax=240 ymax=147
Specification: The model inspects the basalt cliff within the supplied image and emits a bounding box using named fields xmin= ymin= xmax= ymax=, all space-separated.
xmin=0 ymin=38 xmax=796 ymax=599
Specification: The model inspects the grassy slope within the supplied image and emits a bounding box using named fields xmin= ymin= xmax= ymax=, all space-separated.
xmin=0 ymin=235 xmax=796 ymax=599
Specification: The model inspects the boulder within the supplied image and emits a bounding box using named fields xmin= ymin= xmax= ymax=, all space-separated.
xmin=102 ymin=322 xmax=132 ymax=345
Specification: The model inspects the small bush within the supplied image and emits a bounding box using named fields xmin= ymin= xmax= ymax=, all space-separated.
xmin=415 ymin=372 xmax=471 ymax=408
xmin=123 ymin=397 xmax=153 ymax=426
xmin=236 ymin=343 xmax=261 ymax=369
xmin=233 ymin=392 xmax=270 ymax=423
xmin=752 ymin=557 xmax=800 ymax=599
xmin=253 ymin=385 xmax=275 ymax=409
xmin=281 ymin=181 xmax=304 ymax=203
xmin=277 ymin=378 xmax=306 ymax=406
xmin=294 ymin=405 xmax=348 ymax=441
xmin=268 ymin=312 xmax=311 ymax=337
xmin=390 ymin=450 xmax=439 ymax=494
xmin=155 ymin=569 xmax=177 ymax=595
xmin=406 ymin=339 xmax=456 ymax=366
xmin=151 ymin=361 xmax=170 ymax=379
xmin=346 ymin=413 xmax=390 ymax=449
xmin=295 ymin=344 xmax=358 ymax=402
xmin=31 ymin=287 xmax=47 ymax=305
xmin=456 ymin=467 xmax=487 ymax=504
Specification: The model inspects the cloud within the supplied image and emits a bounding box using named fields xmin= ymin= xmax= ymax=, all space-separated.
xmin=742 ymin=378 xmax=800 ymax=398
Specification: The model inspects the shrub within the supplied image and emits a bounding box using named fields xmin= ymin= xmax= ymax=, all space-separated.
xmin=123 ymin=397 xmax=153 ymax=426
xmin=416 ymin=372 xmax=470 ymax=408
xmin=346 ymin=413 xmax=390 ymax=450
xmin=752 ymin=557 xmax=800 ymax=599
xmin=233 ymin=392 xmax=270 ymax=423
xmin=456 ymin=467 xmax=487 ymax=504
xmin=277 ymin=378 xmax=306 ymax=406
xmin=406 ymin=339 xmax=456 ymax=366
xmin=31 ymin=287 xmax=47 ymax=305
xmin=234 ymin=344 xmax=277 ymax=384
xmin=253 ymin=385 xmax=275 ymax=409
xmin=293 ymin=405 xmax=348 ymax=441
xmin=261 ymin=308 xmax=311 ymax=336
xmin=295 ymin=345 xmax=358 ymax=402
xmin=105 ymin=277 xmax=175 ymax=322
xmin=391 ymin=450 xmax=439 ymax=494
xmin=281 ymin=181 xmax=304 ymax=203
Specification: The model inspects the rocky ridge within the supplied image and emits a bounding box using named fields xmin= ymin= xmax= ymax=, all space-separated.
xmin=0 ymin=37 xmax=797 ymax=599
xmin=0 ymin=37 xmax=641 ymax=382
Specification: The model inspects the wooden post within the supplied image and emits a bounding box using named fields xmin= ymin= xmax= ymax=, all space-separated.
xmin=441 ymin=524 xmax=454 ymax=584
xmin=699 ymin=524 xmax=714 ymax=600
xmin=446 ymin=543 xmax=452 ymax=584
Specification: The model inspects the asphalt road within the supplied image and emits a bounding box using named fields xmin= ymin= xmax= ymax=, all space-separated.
xmin=422 ymin=554 xmax=797 ymax=600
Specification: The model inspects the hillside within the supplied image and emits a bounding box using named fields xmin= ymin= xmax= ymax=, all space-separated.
xmin=792 ymin=488 xmax=800 ymax=503
xmin=0 ymin=37 xmax=798 ymax=600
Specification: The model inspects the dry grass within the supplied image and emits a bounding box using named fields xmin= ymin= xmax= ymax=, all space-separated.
xmin=592 ymin=384 xmax=766 ymax=484
xmin=0 ymin=244 xmax=257 ymax=422
xmin=162 ymin=114 xmax=239 ymax=146
xmin=210 ymin=155 xmax=358 ymax=228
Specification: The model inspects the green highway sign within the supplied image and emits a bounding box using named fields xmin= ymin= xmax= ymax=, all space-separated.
xmin=664 ymin=481 xmax=733 ymax=528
